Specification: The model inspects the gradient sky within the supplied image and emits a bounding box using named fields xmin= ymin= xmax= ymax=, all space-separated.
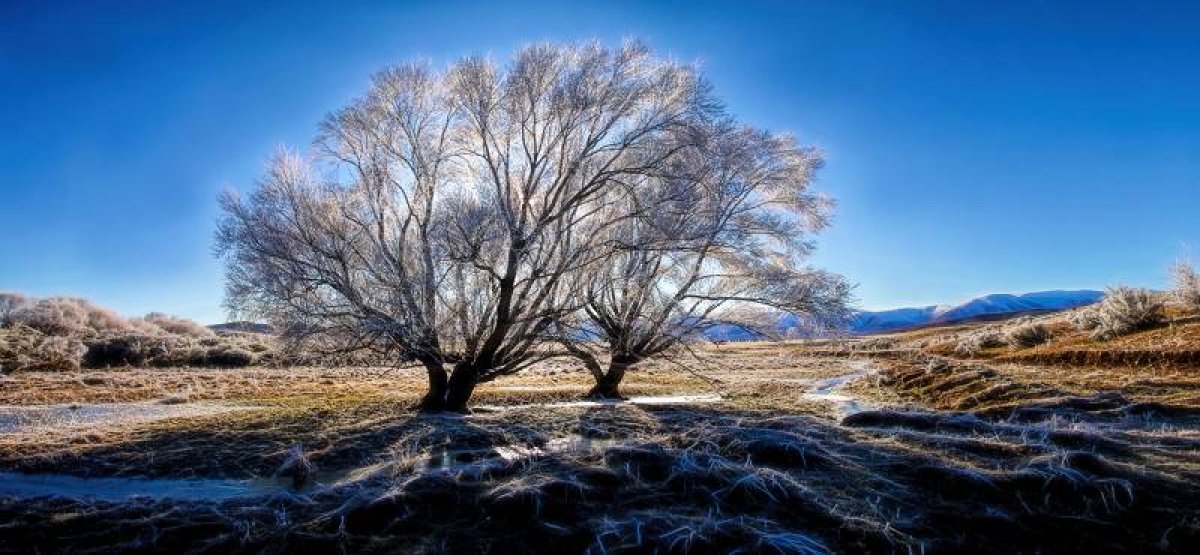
xmin=2 ymin=1 xmax=1198 ymax=324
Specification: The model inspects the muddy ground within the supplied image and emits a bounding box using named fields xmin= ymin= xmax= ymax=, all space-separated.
xmin=1 ymin=343 xmax=1198 ymax=553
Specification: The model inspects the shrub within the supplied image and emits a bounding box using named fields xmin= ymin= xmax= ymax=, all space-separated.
xmin=37 ymin=336 xmax=88 ymax=371
xmin=1068 ymin=306 xmax=1102 ymax=332
xmin=1007 ymin=323 xmax=1053 ymax=348
xmin=8 ymin=297 xmax=92 ymax=336
xmin=0 ymin=292 xmax=29 ymax=324
xmin=140 ymin=312 xmax=215 ymax=337
xmin=83 ymin=334 xmax=181 ymax=368
xmin=1088 ymin=287 xmax=1165 ymax=341
xmin=954 ymin=330 xmax=1006 ymax=356
xmin=0 ymin=293 xmax=251 ymax=370
xmin=1171 ymin=262 xmax=1200 ymax=312
xmin=80 ymin=333 xmax=262 ymax=369
xmin=0 ymin=325 xmax=86 ymax=373
xmin=7 ymin=297 xmax=134 ymax=338
xmin=202 ymin=345 xmax=256 ymax=367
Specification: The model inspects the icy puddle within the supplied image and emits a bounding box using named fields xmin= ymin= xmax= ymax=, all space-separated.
xmin=802 ymin=360 xmax=878 ymax=417
xmin=0 ymin=472 xmax=296 ymax=502
xmin=0 ymin=435 xmax=618 ymax=501
xmin=0 ymin=402 xmax=258 ymax=435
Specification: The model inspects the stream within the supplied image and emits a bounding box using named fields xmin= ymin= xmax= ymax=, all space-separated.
xmin=801 ymin=360 xmax=878 ymax=417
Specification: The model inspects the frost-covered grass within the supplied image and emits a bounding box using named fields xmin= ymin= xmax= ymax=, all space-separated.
xmin=831 ymin=294 xmax=1200 ymax=370
xmin=0 ymin=351 xmax=1197 ymax=553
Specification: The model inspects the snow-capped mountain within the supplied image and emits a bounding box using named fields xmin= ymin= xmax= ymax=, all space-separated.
xmin=704 ymin=289 xmax=1103 ymax=340
xmin=849 ymin=290 xmax=1103 ymax=334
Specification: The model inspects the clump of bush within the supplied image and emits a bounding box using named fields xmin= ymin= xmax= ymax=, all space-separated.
xmin=1171 ymin=261 xmax=1200 ymax=313
xmin=953 ymin=331 xmax=1006 ymax=357
xmin=1068 ymin=306 xmax=1102 ymax=332
xmin=82 ymin=332 xmax=271 ymax=369
xmin=0 ymin=293 xmax=27 ymax=320
xmin=1077 ymin=287 xmax=1165 ymax=341
xmin=0 ymin=324 xmax=87 ymax=373
xmin=4 ymin=296 xmax=134 ymax=337
xmin=0 ymin=292 xmax=276 ymax=372
xmin=139 ymin=312 xmax=215 ymax=337
xmin=1007 ymin=322 xmax=1053 ymax=347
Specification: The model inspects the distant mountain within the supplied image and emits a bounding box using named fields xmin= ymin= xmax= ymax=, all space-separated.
xmin=211 ymin=290 xmax=1104 ymax=342
xmin=849 ymin=290 xmax=1103 ymax=334
xmin=705 ymin=289 xmax=1103 ymax=341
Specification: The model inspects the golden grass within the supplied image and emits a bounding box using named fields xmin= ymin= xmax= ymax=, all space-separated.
xmin=2 ymin=342 xmax=1199 ymax=553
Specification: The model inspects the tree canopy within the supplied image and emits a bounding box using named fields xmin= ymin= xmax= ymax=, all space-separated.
xmin=216 ymin=40 xmax=849 ymax=411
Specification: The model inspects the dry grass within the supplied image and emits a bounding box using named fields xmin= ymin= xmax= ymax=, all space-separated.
xmin=0 ymin=362 xmax=712 ymax=406
xmin=845 ymin=305 xmax=1200 ymax=371
xmin=1 ymin=339 xmax=1199 ymax=553
xmin=2 ymin=398 xmax=1197 ymax=553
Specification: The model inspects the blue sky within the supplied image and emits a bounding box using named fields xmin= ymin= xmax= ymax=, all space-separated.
xmin=1 ymin=1 xmax=1197 ymax=324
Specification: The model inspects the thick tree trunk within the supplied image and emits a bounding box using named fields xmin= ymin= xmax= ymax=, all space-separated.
xmin=414 ymin=359 xmax=481 ymax=413
xmin=586 ymin=356 xmax=637 ymax=400
xmin=443 ymin=362 xmax=480 ymax=413
xmin=416 ymin=359 xmax=450 ymax=412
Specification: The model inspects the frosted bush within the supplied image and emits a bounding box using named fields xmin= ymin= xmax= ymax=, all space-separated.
xmin=1007 ymin=323 xmax=1052 ymax=347
xmin=1171 ymin=262 xmax=1200 ymax=312
xmin=954 ymin=331 xmax=1006 ymax=356
xmin=0 ymin=292 xmax=29 ymax=324
xmin=1088 ymin=287 xmax=1165 ymax=341
xmin=0 ymin=325 xmax=86 ymax=373
xmin=1068 ymin=306 xmax=1101 ymax=332
xmin=141 ymin=312 xmax=215 ymax=337
xmin=0 ymin=293 xmax=262 ymax=370
xmin=36 ymin=336 xmax=88 ymax=371
xmin=7 ymin=297 xmax=133 ymax=338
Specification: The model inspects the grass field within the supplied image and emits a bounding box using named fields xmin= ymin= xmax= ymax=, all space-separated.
xmin=2 ymin=330 xmax=1199 ymax=553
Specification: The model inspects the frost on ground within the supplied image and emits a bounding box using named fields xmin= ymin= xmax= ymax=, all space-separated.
xmin=0 ymin=401 xmax=256 ymax=435
xmin=0 ymin=354 xmax=1198 ymax=553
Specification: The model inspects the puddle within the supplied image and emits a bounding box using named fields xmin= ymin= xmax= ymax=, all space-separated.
xmin=0 ymin=471 xmax=298 ymax=502
xmin=476 ymin=394 xmax=723 ymax=411
xmin=802 ymin=360 xmax=877 ymax=417
xmin=0 ymin=434 xmax=619 ymax=501
xmin=0 ymin=402 xmax=257 ymax=434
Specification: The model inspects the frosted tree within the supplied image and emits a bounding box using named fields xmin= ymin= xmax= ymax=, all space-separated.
xmin=556 ymin=122 xmax=852 ymax=398
xmin=216 ymin=41 xmax=715 ymax=411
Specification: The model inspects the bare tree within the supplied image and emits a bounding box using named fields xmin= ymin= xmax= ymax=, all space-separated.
xmin=557 ymin=122 xmax=853 ymax=399
xmin=216 ymin=41 xmax=714 ymax=411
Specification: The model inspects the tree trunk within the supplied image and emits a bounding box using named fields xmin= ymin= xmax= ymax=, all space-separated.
xmin=443 ymin=362 xmax=480 ymax=413
xmin=586 ymin=356 xmax=637 ymax=400
xmin=416 ymin=359 xmax=449 ymax=412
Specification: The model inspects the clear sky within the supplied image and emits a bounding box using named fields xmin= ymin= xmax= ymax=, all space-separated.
xmin=2 ymin=1 xmax=1197 ymax=324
